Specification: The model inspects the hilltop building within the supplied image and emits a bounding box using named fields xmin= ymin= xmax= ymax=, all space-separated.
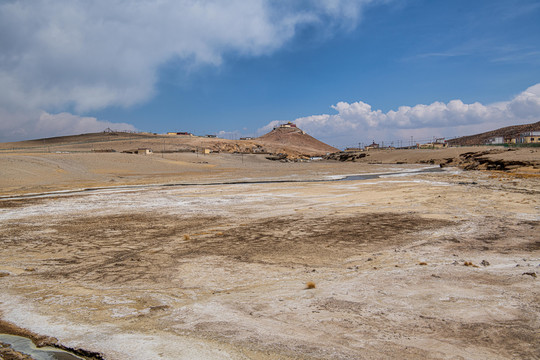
xmin=274 ymin=121 xmax=297 ymax=129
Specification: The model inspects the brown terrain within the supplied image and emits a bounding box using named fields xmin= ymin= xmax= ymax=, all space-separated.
xmin=0 ymin=126 xmax=337 ymax=160
xmin=446 ymin=120 xmax=540 ymax=146
xmin=0 ymin=131 xmax=539 ymax=360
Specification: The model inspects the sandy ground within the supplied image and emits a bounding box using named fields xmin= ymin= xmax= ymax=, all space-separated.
xmin=1 ymin=147 xmax=538 ymax=196
xmin=0 ymin=152 xmax=539 ymax=359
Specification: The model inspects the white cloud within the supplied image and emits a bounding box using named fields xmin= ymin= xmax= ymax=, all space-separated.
xmin=262 ymin=83 xmax=540 ymax=147
xmin=217 ymin=130 xmax=242 ymax=140
xmin=0 ymin=111 xmax=136 ymax=142
xmin=0 ymin=0 xmax=379 ymax=141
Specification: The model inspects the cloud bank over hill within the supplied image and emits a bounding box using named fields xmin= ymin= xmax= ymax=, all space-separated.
xmin=260 ymin=83 xmax=540 ymax=147
xmin=0 ymin=0 xmax=377 ymax=141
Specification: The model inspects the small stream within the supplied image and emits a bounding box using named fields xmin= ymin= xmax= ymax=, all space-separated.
xmin=341 ymin=166 xmax=444 ymax=180
xmin=0 ymin=334 xmax=86 ymax=360
xmin=0 ymin=166 xmax=445 ymax=202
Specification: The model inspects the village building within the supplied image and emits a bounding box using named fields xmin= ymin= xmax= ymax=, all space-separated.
xmin=138 ymin=148 xmax=152 ymax=155
xmin=485 ymin=136 xmax=505 ymax=145
xmin=364 ymin=142 xmax=379 ymax=150
xmin=167 ymin=132 xmax=193 ymax=136
xmin=122 ymin=148 xmax=153 ymax=155
xmin=516 ymin=131 xmax=540 ymax=144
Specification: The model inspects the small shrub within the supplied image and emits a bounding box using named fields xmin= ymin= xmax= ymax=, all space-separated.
xmin=306 ymin=281 xmax=316 ymax=289
xmin=183 ymin=234 xmax=191 ymax=240
xmin=418 ymin=262 xmax=428 ymax=266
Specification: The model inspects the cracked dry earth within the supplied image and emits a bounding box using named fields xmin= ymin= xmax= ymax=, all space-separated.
xmin=0 ymin=169 xmax=539 ymax=359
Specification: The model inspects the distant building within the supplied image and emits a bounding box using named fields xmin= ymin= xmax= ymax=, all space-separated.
xmin=205 ymin=135 xmax=217 ymax=138
xmin=435 ymin=138 xmax=446 ymax=144
xmin=122 ymin=148 xmax=153 ymax=155
xmin=240 ymin=137 xmax=253 ymax=140
xmin=137 ymin=148 xmax=153 ymax=155
xmin=344 ymin=147 xmax=362 ymax=152
xmin=485 ymin=136 xmax=504 ymax=145
xmin=274 ymin=121 xmax=297 ymax=129
xmin=364 ymin=142 xmax=379 ymax=150
xmin=418 ymin=142 xmax=447 ymax=149
xmin=516 ymin=131 xmax=540 ymax=144
xmin=167 ymin=132 xmax=193 ymax=136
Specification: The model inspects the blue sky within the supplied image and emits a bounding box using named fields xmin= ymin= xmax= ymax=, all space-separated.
xmin=1 ymin=0 xmax=539 ymax=148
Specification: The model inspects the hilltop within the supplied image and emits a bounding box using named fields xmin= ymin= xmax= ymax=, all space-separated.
xmin=256 ymin=126 xmax=338 ymax=156
xmin=446 ymin=121 xmax=540 ymax=146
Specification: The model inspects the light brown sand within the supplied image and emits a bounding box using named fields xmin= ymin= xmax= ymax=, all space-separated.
xmin=0 ymin=151 xmax=538 ymax=359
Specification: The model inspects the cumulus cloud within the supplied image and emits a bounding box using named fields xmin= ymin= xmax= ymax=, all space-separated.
xmin=261 ymin=83 xmax=540 ymax=147
xmin=0 ymin=110 xmax=135 ymax=142
xmin=0 ymin=0 xmax=378 ymax=142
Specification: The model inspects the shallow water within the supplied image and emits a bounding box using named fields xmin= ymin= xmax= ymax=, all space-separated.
xmin=0 ymin=334 xmax=85 ymax=360
xmin=341 ymin=166 xmax=443 ymax=180
xmin=0 ymin=166 xmax=445 ymax=202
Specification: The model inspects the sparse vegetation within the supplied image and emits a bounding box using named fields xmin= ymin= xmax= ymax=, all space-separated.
xmin=306 ymin=281 xmax=316 ymax=289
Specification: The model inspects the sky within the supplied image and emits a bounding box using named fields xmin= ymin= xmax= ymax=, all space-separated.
xmin=1 ymin=0 xmax=539 ymax=148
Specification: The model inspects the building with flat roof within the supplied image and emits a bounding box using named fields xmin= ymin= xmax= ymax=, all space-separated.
xmin=516 ymin=131 xmax=540 ymax=144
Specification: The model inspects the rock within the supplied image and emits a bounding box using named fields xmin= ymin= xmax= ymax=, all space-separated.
xmin=480 ymin=260 xmax=490 ymax=266
xmin=0 ymin=342 xmax=34 ymax=360
xmin=324 ymin=151 xmax=367 ymax=162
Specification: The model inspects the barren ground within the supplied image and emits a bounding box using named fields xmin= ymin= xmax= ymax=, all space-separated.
xmin=0 ymin=151 xmax=539 ymax=359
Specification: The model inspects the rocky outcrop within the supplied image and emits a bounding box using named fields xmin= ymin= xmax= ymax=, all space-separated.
xmin=0 ymin=342 xmax=33 ymax=360
xmin=438 ymin=149 xmax=540 ymax=171
xmin=324 ymin=151 xmax=368 ymax=161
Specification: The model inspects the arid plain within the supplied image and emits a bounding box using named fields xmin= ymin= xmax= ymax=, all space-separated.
xmin=0 ymin=147 xmax=539 ymax=359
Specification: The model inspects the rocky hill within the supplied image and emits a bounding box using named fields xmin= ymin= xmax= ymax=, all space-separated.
xmin=446 ymin=121 xmax=540 ymax=146
xmin=0 ymin=126 xmax=338 ymax=159
xmin=256 ymin=126 xmax=338 ymax=157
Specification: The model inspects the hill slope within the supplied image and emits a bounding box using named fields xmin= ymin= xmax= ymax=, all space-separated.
xmin=0 ymin=127 xmax=338 ymax=158
xmin=447 ymin=121 xmax=540 ymax=146
xmin=256 ymin=127 xmax=338 ymax=156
